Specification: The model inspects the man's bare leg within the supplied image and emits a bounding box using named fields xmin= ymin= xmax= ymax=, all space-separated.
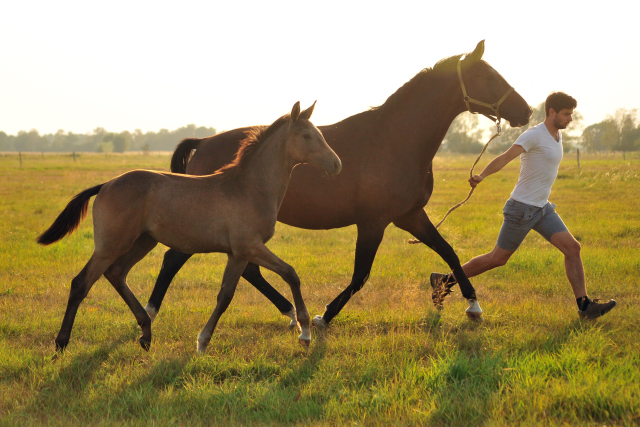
xmin=430 ymin=245 xmax=515 ymax=314
xmin=549 ymin=231 xmax=586 ymax=298
xmin=452 ymin=245 xmax=515 ymax=281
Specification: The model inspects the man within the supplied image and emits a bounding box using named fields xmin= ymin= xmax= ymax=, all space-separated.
xmin=431 ymin=92 xmax=616 ymax=320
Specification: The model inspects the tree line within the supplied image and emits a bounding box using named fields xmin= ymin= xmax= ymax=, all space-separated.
xmin=3 ymin=106 xmax=639 ymax=155
xmin=0 ymin=124 xmax=217 ymax=153
xmin=441 ymin=103 xmax=640 ymax=155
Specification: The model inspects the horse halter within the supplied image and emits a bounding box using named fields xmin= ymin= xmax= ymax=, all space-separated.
xmin=457 ymin=59 xmax=514 ymax=133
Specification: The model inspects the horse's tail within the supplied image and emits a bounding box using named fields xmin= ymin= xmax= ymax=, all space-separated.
xmin=170 ymin=138 xmax=202 ymax=174
xmin=36 ymin=184 xmax=104 ymax=245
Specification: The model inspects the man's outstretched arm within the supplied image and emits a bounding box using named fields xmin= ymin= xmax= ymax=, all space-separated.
xmin=469 ymin=144 xmax=525 ymax=188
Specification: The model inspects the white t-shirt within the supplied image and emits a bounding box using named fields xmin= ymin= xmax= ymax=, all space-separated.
xmin=509 ymin=122 xmax=563 ymax=207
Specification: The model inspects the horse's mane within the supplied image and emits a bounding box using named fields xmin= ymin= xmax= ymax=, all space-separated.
xmin=371 ymin=54 xmax=465 ymax=114
xmin=214 ymin=113 xmax=291 ymax=180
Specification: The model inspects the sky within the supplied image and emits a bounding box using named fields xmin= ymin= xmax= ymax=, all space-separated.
xmin=1 ymin=0 xmax=639 ymax=136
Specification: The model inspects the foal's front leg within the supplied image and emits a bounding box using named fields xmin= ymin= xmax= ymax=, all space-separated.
xmin=238 ymin=244 xmax=311 ymax=348
xmin=197 ymin=254 xmax=247 ymax=354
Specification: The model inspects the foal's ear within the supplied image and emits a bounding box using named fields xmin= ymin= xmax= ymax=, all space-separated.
xmin=465 ymin=40 xmax=485 ymax=62
xmin=291 ymin=101 xmax=301 ymax=121
xmin=299 ymin=100 xmax=316 ymax=121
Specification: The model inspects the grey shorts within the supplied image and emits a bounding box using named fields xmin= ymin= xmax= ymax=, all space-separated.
xmin=497 ymin=198 xmax=569 ymax=251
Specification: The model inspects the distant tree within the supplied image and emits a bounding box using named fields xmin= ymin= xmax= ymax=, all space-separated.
xmin=581 ymin=123 xmax=607 ymax=152
xmin=0 ymin=124 xmax=216 ymax=152
xmin=14 ymin=129 xmax=48 ymax=151
xmin=96 ymin=141 xmax=113 ymax=153
xmin=132 ymin=129 xmax=145 ymax=150
xmin=0 ymin=131 xmax=10 ymax=151
xmin=442 ymin=113 xmax=485 ymax=153
xmin=600 ymin=109 xmax=640 ymax=157
xmin=112 ymin=132 xmax=131 ymax=153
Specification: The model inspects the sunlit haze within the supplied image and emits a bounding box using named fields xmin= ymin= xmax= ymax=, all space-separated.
xmin=1 ymin=0 xmax=639 ymax=136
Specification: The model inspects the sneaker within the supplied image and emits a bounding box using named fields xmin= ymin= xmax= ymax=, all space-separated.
xmin=578 ymin=299 xmax=617 ymax=320
xmin=430 ymin=273 xmax=456 ymax=309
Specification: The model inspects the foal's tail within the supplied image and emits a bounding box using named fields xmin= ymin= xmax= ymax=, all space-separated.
xmin=170 ymin=138 xmax=202 ymax=174
xmin=36 ymin=184 xmax=104 ymax=245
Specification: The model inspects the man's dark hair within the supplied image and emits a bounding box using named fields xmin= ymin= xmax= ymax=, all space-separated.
xmin=545 ymin=92 xmax=577 ymax=117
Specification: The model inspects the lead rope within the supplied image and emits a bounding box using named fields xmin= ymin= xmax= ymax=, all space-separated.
xmin=408 ymin=120 xmax=502 ymax=243
xmin=434 ymin=121 xmax=501 ymax=229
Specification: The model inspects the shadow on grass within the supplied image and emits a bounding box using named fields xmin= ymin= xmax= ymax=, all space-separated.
xmin=94 ymin=334 xmax=331 ymax=424
xmin=421 ymin=318 xmax=611 ymax=426
xmin=7 ymin=340 xmax=122 ymax=424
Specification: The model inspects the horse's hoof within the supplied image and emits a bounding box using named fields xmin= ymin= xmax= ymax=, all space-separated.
xmin=465 ymin=299 xmax=483 ymax=320
xmin=196 ymin=334 xmax=209 ymax=354
xmin=298 ymin=338 xmax=311 ymax=349
xmin=54 ymin=340 xmax=67 ymax=353
xmin=312 ymin=315 xmax=327 ymax=328
xmin=139 ymin=337 xmax=151 ymax=351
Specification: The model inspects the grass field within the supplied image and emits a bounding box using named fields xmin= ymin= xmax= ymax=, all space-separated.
xmin=1 ymin=151 xmax=639 ymax=426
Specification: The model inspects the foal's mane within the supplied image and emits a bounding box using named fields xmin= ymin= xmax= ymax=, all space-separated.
xmin=371 ymin=54 xmax=465 ymax=114
xmin=214 ymin=113 xmax=292 ymax=180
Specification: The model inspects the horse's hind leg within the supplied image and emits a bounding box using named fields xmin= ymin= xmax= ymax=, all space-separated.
xmin=104 ymin=233 xmax=158 ymax=351
xmin=197 ymin=254 xmax=247 ymax=354
xmin=317 ymin=222 xmax=386 ymax=327
xmin=393 ymin=209 xmax=478 ymax=310
xmin=55 ymin=253 xmax=116 ymax=351
xmin=145 ymin=249 xmax=193 ymax=323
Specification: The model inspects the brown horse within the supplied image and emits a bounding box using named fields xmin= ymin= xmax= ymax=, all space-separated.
xmin=37 ymin=102 xmax=341 ymax=353
xmin=145 ymin=40 xmax=532 ymax=327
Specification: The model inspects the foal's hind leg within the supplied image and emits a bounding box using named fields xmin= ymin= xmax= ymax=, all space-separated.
xmin=197 ymin=254 xmax=247 ymax=354
xmin=104 ymin=233 xmax=158 ymax=351
xmin=55 ymin=253 xmax=117 ymax=351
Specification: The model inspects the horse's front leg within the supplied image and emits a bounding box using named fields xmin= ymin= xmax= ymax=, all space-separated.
xmin=393 ymin=209 xmax=481 ymax=318
xmin=145 ymin=249 xmax=193 ymax=323
xmin=242 ymin=262 xmax=296 ymax=327
xmin=237 ymin=244 xmax=311 ymax=348
xmin=197 ymin=254 xmax=247 ymax=354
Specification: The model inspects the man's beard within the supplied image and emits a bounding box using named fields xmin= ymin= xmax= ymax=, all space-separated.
xmin=553 ymin=117 xmax=568 ymax=129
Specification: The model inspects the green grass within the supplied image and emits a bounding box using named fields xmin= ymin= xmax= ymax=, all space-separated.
xmin=1 ymin=151 xmax=639 ymax=426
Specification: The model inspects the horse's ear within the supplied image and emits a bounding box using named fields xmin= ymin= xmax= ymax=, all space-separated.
xmin=465 ymin=40 xmax=485 ymax=62
xmin=299 ymin=100 xmax=316 ymax=121
xmin=291 ymin=101 xmax=301 ymax=121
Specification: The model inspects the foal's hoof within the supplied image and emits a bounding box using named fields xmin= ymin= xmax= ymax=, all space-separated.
xmin=298 ymin=338 xmax=311 ymax=349
xmin=465 ymin=299 xmax=483 ymax=320
xmin=312 ymin=315 xmax=327 ymax=328
xmin=283 ymin=308 xmax=297 ymax=328
xmin=139 ymin=337 xmax=151 ymax=351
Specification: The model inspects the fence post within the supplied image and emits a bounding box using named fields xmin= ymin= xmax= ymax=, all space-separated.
xmin=73 ymin=151 xmax=76 ymax=162
xmin=577 ymin=148 xmax=580 ymax=169
xmin=19 ymin=152 xmax=22 ymax=168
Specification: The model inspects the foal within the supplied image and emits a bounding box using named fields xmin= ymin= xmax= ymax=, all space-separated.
xmin=38 ymin=101 xmax=341 ymax=353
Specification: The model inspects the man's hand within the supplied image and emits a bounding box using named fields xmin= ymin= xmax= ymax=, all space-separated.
xmin=469 ymin=175 xmax=484 ymax=188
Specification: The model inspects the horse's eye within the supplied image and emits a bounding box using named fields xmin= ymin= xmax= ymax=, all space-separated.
xmin=303 ymin=134 xmax=311 ymax=140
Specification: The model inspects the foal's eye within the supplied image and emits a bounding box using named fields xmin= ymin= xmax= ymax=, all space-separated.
xmin=303 ymin=134 xmax=311 ymax=140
